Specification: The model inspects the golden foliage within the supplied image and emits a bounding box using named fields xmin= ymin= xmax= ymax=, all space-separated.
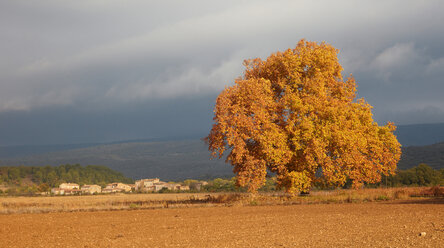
xmin=207 ymin=39 xmax=401 ymax=194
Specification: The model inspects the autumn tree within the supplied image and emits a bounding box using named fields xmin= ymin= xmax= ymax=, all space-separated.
xmin=206 ymin=40 xmax=401 ymax=194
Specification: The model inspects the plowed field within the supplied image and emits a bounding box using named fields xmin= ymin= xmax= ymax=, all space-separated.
xmin=1 ymin=200 xmax=443 ymax=247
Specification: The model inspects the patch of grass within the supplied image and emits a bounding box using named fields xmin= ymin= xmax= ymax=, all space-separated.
xmin=376 ymin=195 xmax=389 ymax=201
xmin=129 ymin=203 xmax=140 ymax=209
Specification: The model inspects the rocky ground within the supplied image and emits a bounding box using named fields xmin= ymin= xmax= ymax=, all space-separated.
xmin=0 ymin=200 xmax=443 ymax=247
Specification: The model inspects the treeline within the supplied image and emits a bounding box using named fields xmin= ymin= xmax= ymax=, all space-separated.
xmin=380 ymin=163 xmax=444 ymax=187
xmin=0 ymin=163 xmax=442 ymax=195
xmin=200 ymin=164 xmax=443 ymax=192
xmin=0 ymin=164 xmax=134 ymax=189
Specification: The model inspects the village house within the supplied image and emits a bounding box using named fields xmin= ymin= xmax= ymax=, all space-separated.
xmin=63 ymin=188 xmax=82 ymax=195
xmin=153 ymin=182 xmax=167 ymax=192
xmin=51 ymin=182 xmax=81 ymax=195
xmin=135 ymin=178 xmax=191 ymax=192
xmin=136 ymin=179 xmax=171 ymax=192
xmin=81 ymin=184 xmax=101 ymax=194
xmin=128 ymin=184 xmax=136 ymax=191
xmin=50 ymin=188 xmax=64 ymax=195
xmin=105 ymin=183 xmax=132 ymax=192
xmin=179 ymin=185 xmax=190 ymax=191
xmin=166 ymin=183 xmax=182 ymax=191
xmin=166 ymin=184 xmax=190 ymax=191
xmin=51 ymin=187 xmax=81 ymax=195
xmin=193 ymin=181 xmax=208 ymax=191
xmin=135 ymin=178 xmax=160 ymax=191
xmin=59 ymin=183 xmax=79 ymax=190
xmin=101 ymin=188 xmax=114 ymax=194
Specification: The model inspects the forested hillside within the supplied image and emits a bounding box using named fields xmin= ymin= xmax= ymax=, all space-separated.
xmin=398 ymin=142 xmax=444 ymax=170
xmin=0 ymin=164 xmax=133 ymax=188
xmin=0 ymin=140 xmax=231 ymax=180
xmin=1 ymin=139 xmax=444 ymax=180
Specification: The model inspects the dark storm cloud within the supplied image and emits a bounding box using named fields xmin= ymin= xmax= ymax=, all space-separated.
xmin=0 ymin=96 xmax=216 ymax=145
xmin=1 ymin=0 xmax=444 ymax=144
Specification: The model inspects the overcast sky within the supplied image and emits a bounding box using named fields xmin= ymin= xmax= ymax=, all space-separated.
xmin=1 ymin=0 xmax=444 ymax=145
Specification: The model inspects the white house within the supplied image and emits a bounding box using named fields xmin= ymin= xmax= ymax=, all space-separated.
xmin=59 ymin=183 xmax=79 ymax=190
xmin=81 ymin=184 xmax=102 ymax=194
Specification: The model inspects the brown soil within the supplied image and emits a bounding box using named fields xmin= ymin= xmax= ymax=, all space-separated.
xmin=0 ymin=201 xmax=443 ymax=247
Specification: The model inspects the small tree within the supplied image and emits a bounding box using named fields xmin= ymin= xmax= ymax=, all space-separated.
xmin=207 ymin=40 xmax=401 ymax=194
xmin=37 ymin=183 xmax=51 ymax=193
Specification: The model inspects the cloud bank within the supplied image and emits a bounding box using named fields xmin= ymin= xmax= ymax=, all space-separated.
xmin=1 ymin=0 xmax=443 ymax=144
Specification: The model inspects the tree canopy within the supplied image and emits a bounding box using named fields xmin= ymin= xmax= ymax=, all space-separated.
xmin=207 ymin=40 xmax=401 ymax=194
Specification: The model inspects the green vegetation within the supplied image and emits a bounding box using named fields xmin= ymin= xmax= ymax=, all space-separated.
xmin=0 ymin=164 xmax=134 ymax=195
xmin=202 ymin=177 xmax=277 ymax=192
xmin=203 ymin=178 xmax=240 ymax=192
xmin=381 ymin=163 xmax=444 ymax=187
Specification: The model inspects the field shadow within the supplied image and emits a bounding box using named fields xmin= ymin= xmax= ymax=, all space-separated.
xmin=389 ymin=197 xmax=444 ymax=205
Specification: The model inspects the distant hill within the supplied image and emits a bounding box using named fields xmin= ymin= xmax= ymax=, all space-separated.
xmin=0 ymin=140 xmax=233 ymax=180
xmin=395 ymin=122 xmax=444 ymax=146
xmin=0 ymin=122 xmax=443 ymax=180
xmin=0 ymin=143 xmax=101 ymax=158
xmin=398 ymin=142 xmax=444 ymax=170
xmin=0 ymin=135 xmax=200 ymax=159
xmin=1 ymin=138 xmax=443 ymax=180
